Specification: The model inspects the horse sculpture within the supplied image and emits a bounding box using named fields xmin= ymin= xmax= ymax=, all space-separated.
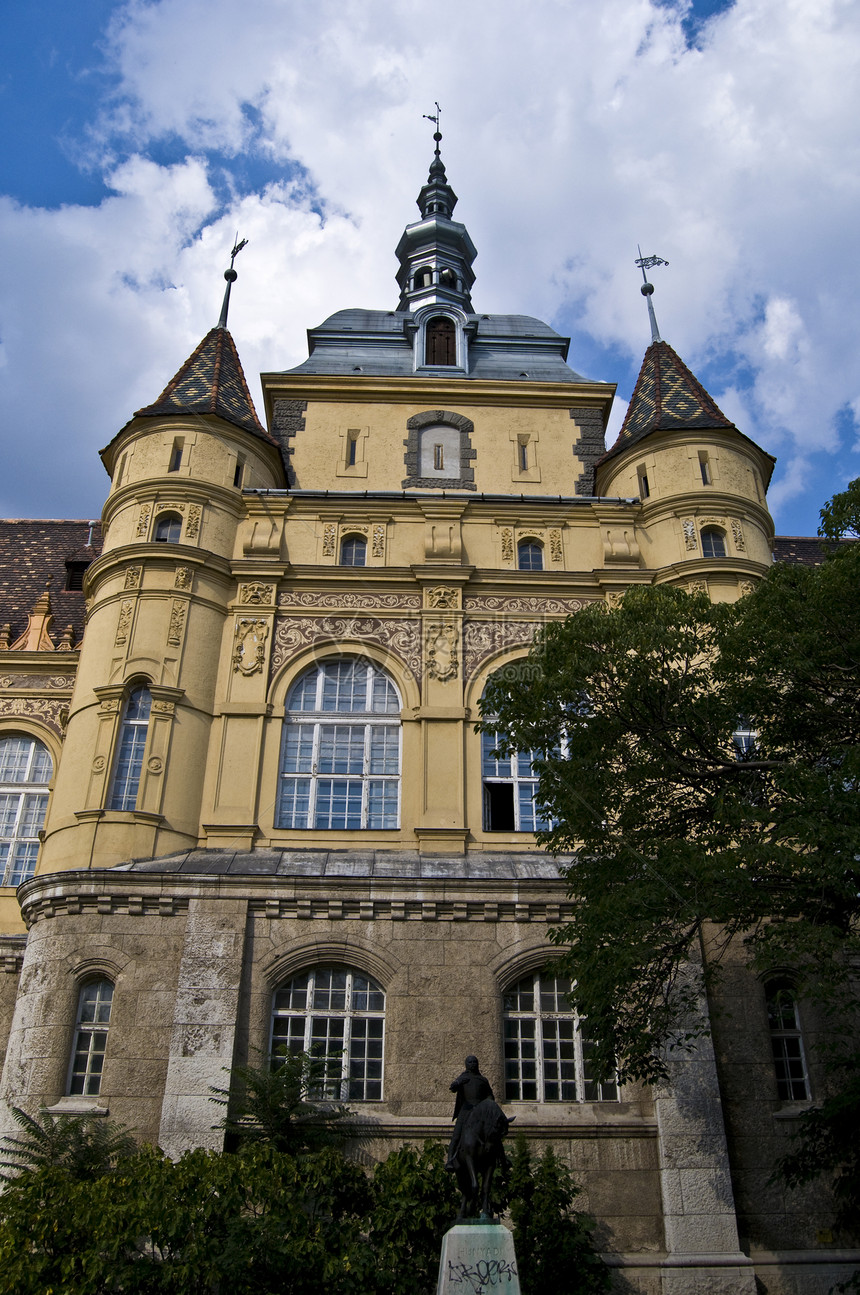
xmin=453 ymin=1097 xmax=515 ymax=1220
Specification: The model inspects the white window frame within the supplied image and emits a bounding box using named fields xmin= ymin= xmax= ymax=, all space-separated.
xmin=503 ymin=970 xmax=620 ymax=1103
xmin=271 ymin=966 xmax=385 ymax=1101
xmin=0 ymin=736 xmax=52 ymax=886
xmin=481 ymin=727 xmax=552 ymax=833
xmin=109 ymin=686 xmax=152 ymax=811
xmin=765 ymin=980 xmax=810 ymax=1102
xmin=277 ymin=661 xmax=401 ymax=831
xmin=68 ymin=978 xmax=114 ymax=1097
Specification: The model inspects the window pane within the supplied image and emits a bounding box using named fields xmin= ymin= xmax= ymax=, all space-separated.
xmin=271 ymin=967 xmax=385 ymax=1101
xmin=0 ymin=741 xmax=52 ymax=886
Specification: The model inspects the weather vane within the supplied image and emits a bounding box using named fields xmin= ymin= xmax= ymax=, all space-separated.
xmin=218 ymin=233 xmax=249 ymax=330
xmin=634 ymin=246 xmax=668 ymax=344
xmin=423 ymin=102 xmax=442 ymax=154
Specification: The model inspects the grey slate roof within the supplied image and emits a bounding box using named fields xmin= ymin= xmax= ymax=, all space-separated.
xmin=118 ymin=847 xmax=568 ymax=881
xmin=285 ymin=309 xmax=586 ymax=383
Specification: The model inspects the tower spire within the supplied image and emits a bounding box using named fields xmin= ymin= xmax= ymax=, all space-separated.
xmin=634 ymin=247 xmax=668 ymax=344
xmin=217 ymin=236 xmax=248 ymax=330
xmin=394 ymin=110 xmax=477 ymax=312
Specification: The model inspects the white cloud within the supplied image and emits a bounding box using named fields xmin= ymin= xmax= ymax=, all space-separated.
xmin=2 ymin=0 xmax=860 ymax=527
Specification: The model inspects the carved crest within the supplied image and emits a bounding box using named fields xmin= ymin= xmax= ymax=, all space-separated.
xmin=233 ymin=617 xmax=269 ymax=675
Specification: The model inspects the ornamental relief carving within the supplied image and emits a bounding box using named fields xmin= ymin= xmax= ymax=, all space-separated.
xmin=426 ymin=586 xmax=460 ymax=610
xmin=124 ymin=566 xmax=142 ymax=590
xmin=278 ymin=591 xmax=421 ymax=611
xmin=185 ymin=505 xmax=202 ymax=538
xmin=500 ymin=528 xmax=514 ymax=564
xmin=462 ymin=620 xmax=536 ymax=680
xmin=167 ymin=600 xmax=186 ymax=648
xmin=136 ymin=505 xmax=151 ymax=537
xmin=233 ymin=618 xmax=270 ymax=676
xmin=0 ymin=696 xmax=67 ymax=736
xmin=151 ymin=700 xmax=176 ymax=716
xmin=682 ymin=518 xmax=697 ymax=550
xmin=731 ymin=520 xmax=746 ymax=551
xmin=322 ymin=524 xmax=337 ymax=557
xmin=239 ymin=582 xmax=275 ymax=605
xmin=425 ymin=623 xmax=459 ymax=681
xmin=372 ymin=525 xmax=386 ymax=559
xmin=270 ymin=616 xmax=423 ymax=685
xmin=174 ymin=566 xmax=192 ymax=591
xmin=549 ymin=529 xmax=563 ymax=564
xmin=115 ymin=600 xmax=134 ymax=647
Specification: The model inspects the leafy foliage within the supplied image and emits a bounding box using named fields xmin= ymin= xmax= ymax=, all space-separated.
xmin=367 ymin=1141 xmax=459 ymax=1294
xmin=0 ymin=1104 xmax=136 ymax=1181
xmin=507 ymin=1136 xmax=609 ymax=1294
xmin=819 ymin=476 xmax=860 ymax=540
xmin=210 ymin=1048 xmax=350 ymax=1154
xmin=480 ymin=494 xmax=860 ymax=1087
xmin=0 ymin=1128 xmax=607 ymax=1295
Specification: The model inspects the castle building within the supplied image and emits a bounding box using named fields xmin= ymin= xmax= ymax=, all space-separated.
xmin=0 ymin=136 xmax=854 ymax=1294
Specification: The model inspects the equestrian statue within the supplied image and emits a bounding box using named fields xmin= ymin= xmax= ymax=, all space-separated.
xmin=445 ymin=1055 xmax=515 ymax=1220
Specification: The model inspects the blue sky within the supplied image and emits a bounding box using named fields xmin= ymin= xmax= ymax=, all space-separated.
xmin=1 ymin=0 xmax=858 ymax=536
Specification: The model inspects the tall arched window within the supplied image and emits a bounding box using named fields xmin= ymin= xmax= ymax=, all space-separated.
xmin=700 ymin=526 xmax=727 ymax=558
xmin=277 ymin=660 xmax=401 ymax=830
xmin=425 ymin=316 xmax=456 ymax=365
xmin=68 ymin=978 xmax=114 ymax=1097
xmin=109 ymin=686 xmax=152 ymax=811
xmin=340 ymin=535 xmax=366 ymax=567
xmin=517 ymin=540 xmax=543 ymax=571
xmin=765 ymin=979 xmax=810 ymax=1101
xmin=271 ymin=966 xmax=385 ymax=1100
xmin=503 ymin=971 xmax=619 ymax=1103
xmin=0 ymin=736 xmax=52 ymax=886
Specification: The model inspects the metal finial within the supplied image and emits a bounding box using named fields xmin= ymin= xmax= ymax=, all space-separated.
xmin=634 ymin=246 xmax=668 ymax=344
xmin=217 ymin=234 xmax=249 ymax=329
xmin=423 ymin=103 xmax=442 ymax=156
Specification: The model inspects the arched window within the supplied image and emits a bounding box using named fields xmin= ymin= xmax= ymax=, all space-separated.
xmin=765 ymin=980 xmax=810 ymax=1101
xmin=425 ymin=316 xmax=456 ymax=365
xmin=517 ymin=540 xmax=543 ymax=571
xmin=68 ymin=978 xmax=114 ymax=1097
xmin=154 ymin=513 xmax=183 ymax=543
xmin=503 ymin=971 xmax=619 ymax=1103
xmin=700 ymin=526 xmax=727 ymax=558
xmin=0 ymin=736 xmax=52 ymax=886
xmin=340 ymin=535 xmax=366 ymax=567
xmin=277 ymin=660 xmax=401 ymax=830
xmin=109 ymin=686 xmax=152 ymax=811
xmin=271 ymin=966 xmax=384 ymax=1100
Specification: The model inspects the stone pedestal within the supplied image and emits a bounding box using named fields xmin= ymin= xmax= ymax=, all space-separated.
xmin=437 ymin=1221 xmax=520 ymax=1294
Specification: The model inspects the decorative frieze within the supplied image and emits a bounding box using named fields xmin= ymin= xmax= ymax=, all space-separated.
xmin=0 ymin=696 xmax=69 ymax=736
xmin=462 ymin=620 xmax=536 ymax=680
xmin=270 ymin=615 xmax=423 ymax=684
xmin=248 ymin=896 xmax=574 ymax=922
xmin=279 ymin=591 xmax=421 ymax=611
xmin=463 ymin=594 xmax=592 ymax=615
xmin=0 ymin=675 xmax=75 ymax=691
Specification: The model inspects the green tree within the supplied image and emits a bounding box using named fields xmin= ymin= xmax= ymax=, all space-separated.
xmin=367 ymin=1141 xmax=458 ymax=1294
xmin=210 ymin=1048 xmax=350 ymax=1154
xmin=0 ymin=1104 xmax=136 ymax=1181
xmin=506 ymin=1136 xmax=609 ymax=1294
xmin=481 ymin=519 xmax=860 ymax=1087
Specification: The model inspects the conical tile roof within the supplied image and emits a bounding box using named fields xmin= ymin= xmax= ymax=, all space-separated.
xmin=604 ymin=339 xmax=734 ymax=461
xmin=135 ymin=327 xmax=271 ymax=442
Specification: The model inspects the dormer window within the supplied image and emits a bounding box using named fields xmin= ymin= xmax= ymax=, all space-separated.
xmin=425 ymin=316 xmax=456 ymax=366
